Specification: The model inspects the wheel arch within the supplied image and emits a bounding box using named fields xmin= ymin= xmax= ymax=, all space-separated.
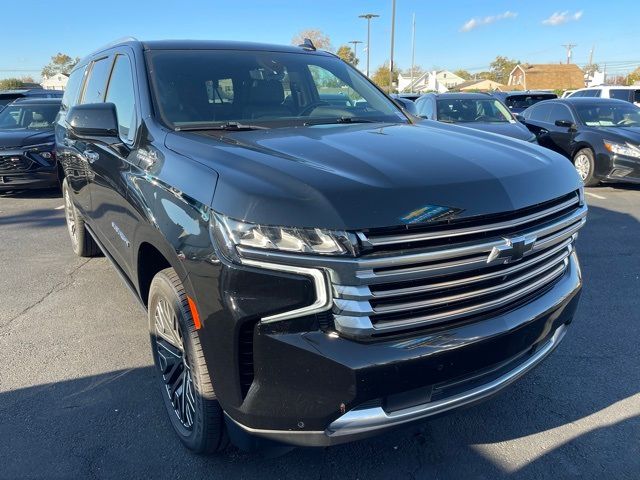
xmin=136 ymin=238 xmax=190 ymax=307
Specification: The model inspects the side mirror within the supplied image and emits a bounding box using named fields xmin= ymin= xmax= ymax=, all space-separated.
xmin=514 ymin=113 xmax=527 ymax=123
xmin=555 ymin=119 xmax=576 ymax=130
xmin=393 ymin=97 xmax=417 ymax=115
xmin=67 ymin=103 xmax=120 ymax=142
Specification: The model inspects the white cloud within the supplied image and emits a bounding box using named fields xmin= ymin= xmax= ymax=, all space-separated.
xmin=542 ymin=10 xmax=584 ymax=26
xmin=460 ymin=11 xmax=518 ymax=32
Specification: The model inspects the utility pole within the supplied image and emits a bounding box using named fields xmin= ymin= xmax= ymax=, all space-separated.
xmin=389 ymin=0 xmax=397 ymax=93
xmin=562 ymin=43 xmax=577 ymax=64
xmin=410 ymin=13 xmax=416 ymax=93
xmin=349 ymin=40 xmax=363 ymax=67
xmin=359 ymin=13 xmax=379 ymax=77
xmin=588 ymin=45 xmax=594 ymax=66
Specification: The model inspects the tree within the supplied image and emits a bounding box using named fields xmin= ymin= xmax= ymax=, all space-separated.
xmin=291 ymin=29 xmax=332 ymax=52
xmin=453 ymin=69 xmax=472 ymax=81
xmin=403 ymin=65 xmax=424 ymax=78
xmin=41 ymin=53 xmax=79 ymax=78
xmin=489 ymin=56 xmax=520 ymax=84
xmin=371 ymin=63 xmax=399 ymax=91
xmin=0 ymin=78 xmax=25 ymax=90
xmin=626 ymin=67 xmax=640 ymax=85
xmin=583 ymin=63 xmax=600 ymax=77
xmin=336 ymin=45 xmax=358 ymax=66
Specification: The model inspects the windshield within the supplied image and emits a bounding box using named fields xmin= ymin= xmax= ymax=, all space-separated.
xmin=505 ymin=94 xmax=556 ymax=110
xmin=575 ymin=102 xmax=640 ymax=127
xmin=148 ymin=50 xmax=406 ymax=129
xmin=436 ymin=98 xmax=514 ymax=123
xmin=0 ymin=103 xmax=60 ymax=130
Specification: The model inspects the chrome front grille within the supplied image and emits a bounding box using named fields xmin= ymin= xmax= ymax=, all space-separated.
xmin=331 ymin=191 xmax=586 ymax=338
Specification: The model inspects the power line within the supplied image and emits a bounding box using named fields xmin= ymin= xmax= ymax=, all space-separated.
xmin=561 ymin=43 xmax=577 ymax=64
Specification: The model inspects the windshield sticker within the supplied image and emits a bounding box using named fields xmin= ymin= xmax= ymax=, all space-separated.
xmin=400 ymin=204 xmax=462 ymax=224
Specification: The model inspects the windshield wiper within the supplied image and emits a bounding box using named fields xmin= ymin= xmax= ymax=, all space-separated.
xmin=175 ymin=122 xmax=270 ymax=132
xmin=304 ymin=116 xmax=379 ymax=126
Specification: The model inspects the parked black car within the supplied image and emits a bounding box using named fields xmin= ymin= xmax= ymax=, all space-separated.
xmin=0 ymin=88 xmax=63 ymax=111
xmin=57 ymin=39 xmax=585 ymax=453
xmin=415 ymin=93 xmax=536 ymax=142
xmin=520 ymin=97 xmax=640 ymax=186
xmin=0 ymin=98 xmax=62 ymax=190
xmin=492 ymin=91 xmax=558 ymax=114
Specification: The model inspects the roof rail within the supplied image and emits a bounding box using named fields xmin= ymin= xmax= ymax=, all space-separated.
xmin=87 ymin=36 xmax=139 ymax=57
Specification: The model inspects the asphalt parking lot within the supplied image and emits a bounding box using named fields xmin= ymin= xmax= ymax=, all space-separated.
xmin=1 ymin=185 xmax=639 ymax=480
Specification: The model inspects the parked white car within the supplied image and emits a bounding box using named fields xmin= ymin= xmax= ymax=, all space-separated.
xmin=568 ymin=85 xmax=640 ymax=106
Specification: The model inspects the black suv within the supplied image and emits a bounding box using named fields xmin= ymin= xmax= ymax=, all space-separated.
xmin=0 ymin=88 xmax=63 ymax=111
xmin=57 ymin=39 xmax=586 ymax=453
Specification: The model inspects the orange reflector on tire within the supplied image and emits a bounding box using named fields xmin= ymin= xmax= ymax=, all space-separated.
xmin=187 ymin=296 xmax=202 ymax=330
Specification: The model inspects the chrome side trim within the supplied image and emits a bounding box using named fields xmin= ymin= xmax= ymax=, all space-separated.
xmin=240 ymin=258 xmax=331 ymax=323
xmin=364 ymin=194 xmax=579 ymax=246
xmin=327 ymin=324 xmax=567 ymax=437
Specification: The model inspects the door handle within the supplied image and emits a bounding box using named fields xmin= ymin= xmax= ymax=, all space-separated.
xmin=83 ymin=150 xmax=99 ymax=163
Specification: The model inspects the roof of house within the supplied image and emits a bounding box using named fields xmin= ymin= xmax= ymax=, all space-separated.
xmin=452 ymin=79 xmax=505 ymax=90
xmin=510 ymin=64 xmax=584 ymax=90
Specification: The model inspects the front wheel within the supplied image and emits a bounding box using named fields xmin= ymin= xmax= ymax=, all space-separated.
xmin=573 ymin=148 xmax=599 ymax=187
xmin=148 ymin=268 xmax=227 ymax=453
xmin=62 ymin=178 xmax=100 ymax=257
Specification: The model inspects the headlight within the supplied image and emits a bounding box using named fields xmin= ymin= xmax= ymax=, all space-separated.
xmin=27 ymin=142 xmax=55 ymax=159
xmin=210 ymin=212 xmax=357 ymax=260
xmin=604 ymin=140 xmax=640 ymax=158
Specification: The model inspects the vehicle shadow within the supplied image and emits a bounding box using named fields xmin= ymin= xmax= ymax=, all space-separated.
xmin=0 ymin=187 xmax=62 ymax=199
xmin=1 ymin=206 xmax=637 ymax=479
xmin=0 ymin=208 xmax=65 ymax=228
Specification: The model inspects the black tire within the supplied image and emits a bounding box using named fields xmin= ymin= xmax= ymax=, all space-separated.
xmin=148 ymin=268 xmax=227 ymax=454
xmin=573 ymin=148 xmax=599 ymax=187
xmin=62 ymin=178 xmax=101 ymax=257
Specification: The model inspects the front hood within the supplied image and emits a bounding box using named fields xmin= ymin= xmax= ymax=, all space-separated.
xmin=0 ymin=129 xmax=54 ymax=150
xmin=166 ymin=121 xmax=581 ymax=230
xmin=591 ymin=126 xmax=640 ymax=144
xmin=452 ymin=121 xmax=533 ymax=141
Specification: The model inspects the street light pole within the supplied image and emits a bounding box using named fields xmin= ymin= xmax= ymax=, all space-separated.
xmin=349 ymin=40 xmax=363 ymax=67
xmin=359 ymin=13 xmax=379 ymax=77
xmin=389 ymin=0 xmax=396 ymax=93
xmin=410 ymin=13 xmax=416 ymax=93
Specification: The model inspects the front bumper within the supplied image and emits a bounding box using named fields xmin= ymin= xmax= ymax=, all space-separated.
xmin=0 ymin=148 xmax=58 ymax=190
xmin=200 ymin=252 xmax=582 ymax=446
xmin=603 ymin=152 xmax=640 ymax=184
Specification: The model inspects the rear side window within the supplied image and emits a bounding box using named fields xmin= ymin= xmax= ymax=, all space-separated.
xmin=635 ymin=90 xmax=640 ymax=103
xmin=582 ymin=89 xmax=600 ymax=98
xmin=105 ymin=54 xmax=136 ymax=143
xmin=609 ymin=89 xmax=631 ymax=101
xmin=527 ymin=103 xmax=554 ymax=122
xmin=82 ymin=57 xmax=112 ymax=104
xmin=61 ymin=66 xmax=86 ymax=112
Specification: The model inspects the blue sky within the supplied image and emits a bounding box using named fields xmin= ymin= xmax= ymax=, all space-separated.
xmin=1 ymin=0 xmax=638 ymax=80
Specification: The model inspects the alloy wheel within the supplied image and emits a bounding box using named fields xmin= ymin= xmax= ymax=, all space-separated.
xmin=64 ymin=187 xmax=78 ymax=248
xmin=574 ymin=154 xmax=591 ymax=182
xmin=154 ymin=298 xmax=196 ymax=429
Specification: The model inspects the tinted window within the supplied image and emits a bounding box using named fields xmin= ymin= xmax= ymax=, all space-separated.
xmin=82 ymin=57 xmax=112 ymax=104
xmin=609 ymin=89 xmax=631 ymax=101
xmin=435 ymin=98 xmax=513 ymax=123
xmin=149 ymin=50 xmax=404 ymax=128
xmin=548 ymin=104 xmax=574 ymax=123
xmin=105 ymin=54 xmax=136 ymax=142
xmin=416 ymin=97 xmax=434 ymax=118
xmin=569 ymin=91 xmax=584 ymax=98
xmin=582 ymin=89 xmax=600 ymax=98
xmin=634 ymin=90 xmax=640 ymax=103
xmin=505 ymin=94 xmax=556 ymax=109
xmin=527 ymin=103 xmax=554 ymax=122
xmin=61 ymin=66 xmax=86 ymax=112
xmin=575 ymin=102 xmax=640 ymax=127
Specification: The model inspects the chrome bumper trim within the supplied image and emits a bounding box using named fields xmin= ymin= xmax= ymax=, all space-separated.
xmin=225 ymin=324 xmax=567 ymax=447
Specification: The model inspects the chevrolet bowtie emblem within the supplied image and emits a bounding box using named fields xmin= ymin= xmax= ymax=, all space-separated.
xmin=487 ymin=235 xmax=536 ymax=264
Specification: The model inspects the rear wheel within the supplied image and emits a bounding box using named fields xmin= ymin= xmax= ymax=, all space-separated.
xmin=149 ymin=268 xmax=227 ymax=453
xmin=573 ymin=148 xmax=598 ymax=187
xmin=62 ymin=178 xmax=100 ymax=257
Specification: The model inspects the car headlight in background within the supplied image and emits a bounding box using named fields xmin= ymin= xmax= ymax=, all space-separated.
xmin=210 ymin=212 xmax=358 ymax=260
xmin=604 ymin=140 xmax=640 ymax=159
